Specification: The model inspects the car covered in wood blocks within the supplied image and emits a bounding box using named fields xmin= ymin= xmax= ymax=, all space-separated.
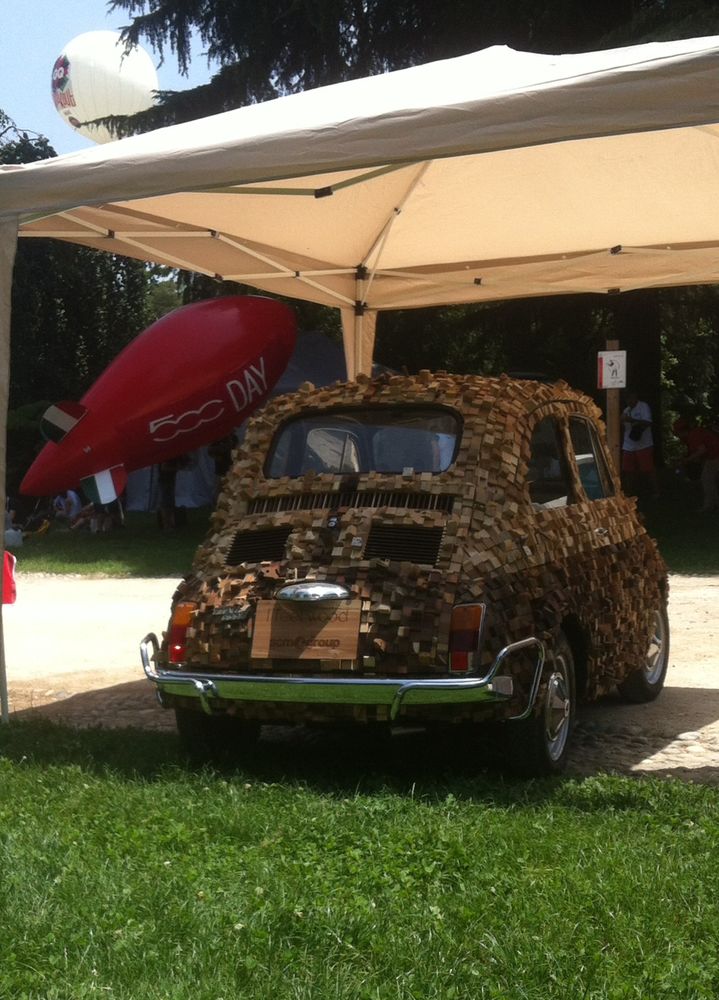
xmin=141 ymin=371 xmax=669 ymax=774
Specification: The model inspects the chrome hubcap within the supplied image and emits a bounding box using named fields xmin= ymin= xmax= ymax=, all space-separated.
xmin=644 ymin=610 xmax=667 ymax=685
xmin=544 ymin=658 xmax=571 ymax=761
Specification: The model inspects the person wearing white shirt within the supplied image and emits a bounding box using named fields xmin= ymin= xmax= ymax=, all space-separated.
xmin=53 ymin=489 xmax=82 ymax=523
xmin=621 ymin=391 xmax=659 ymax=500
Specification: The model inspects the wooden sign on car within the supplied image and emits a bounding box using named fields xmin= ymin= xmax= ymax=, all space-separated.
xmin=251 ymin=599 xmax=361 ymax=660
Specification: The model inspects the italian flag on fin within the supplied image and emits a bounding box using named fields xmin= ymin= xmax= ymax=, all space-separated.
xmin=81 ymin=466 xmax=127 ymax=505
xmin=40 ymin=401 xmax=87 ymax=443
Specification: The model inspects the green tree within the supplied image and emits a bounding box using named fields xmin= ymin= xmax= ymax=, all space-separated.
xmin=601 ymin=0 xmax=719 ymax=45
xmin=110 ymin=0 xmax=659 ymax=129
xmin=2 ymin=117 xmax=156 ymax=407
xmin=110 ymin=0 xmax=719 ymax=131
xmin=2 ymin=114 xmax=157 ymax=495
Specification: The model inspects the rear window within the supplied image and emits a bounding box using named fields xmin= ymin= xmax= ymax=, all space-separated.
xmin=265 ymin=407 xmax=461 ymax=478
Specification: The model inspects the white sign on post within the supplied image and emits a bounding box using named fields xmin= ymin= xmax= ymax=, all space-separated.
xmin=597 ymin=350 xmax=627 ymax=389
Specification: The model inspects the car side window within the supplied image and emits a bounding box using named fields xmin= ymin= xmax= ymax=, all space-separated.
xmin=527 ymin=417 xmax=573 ymax=508
xmin=568 ymin=417 xmax=615 ymax=501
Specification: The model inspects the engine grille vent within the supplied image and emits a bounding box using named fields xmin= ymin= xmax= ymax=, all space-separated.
xmin=364 ymin=524 xmax=444 ymax=566
xmin=248 ymin=491 xmax=455 ymax=515
xmin=225 ymin=527 xmax=292 ymax=566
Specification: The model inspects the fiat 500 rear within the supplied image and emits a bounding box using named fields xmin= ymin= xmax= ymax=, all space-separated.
xmin=141 ymin=372 xmax=669 ymax=775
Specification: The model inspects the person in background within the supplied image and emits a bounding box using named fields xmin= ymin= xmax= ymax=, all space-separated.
xmin=5 ymin=499 xmax=50 ymax=544
xmin=71 ymin=498 xmax=124 ymax=533
xmin=208 ymin=434 xmax=237 ymax=498
xmin=621 ymin=391 xmax=660 ymax=500
xmin=4 ymin=502 xmax=23 ymax=548
xmin=673 ymin=416 xmax=719 ymax=512
xmin=158 ymin=454 xmax=191 ymax=531
xmin=53 ymin=488 xmax=82 ymax=524
xmin=5 ymin=502 xmax=16 ymax=533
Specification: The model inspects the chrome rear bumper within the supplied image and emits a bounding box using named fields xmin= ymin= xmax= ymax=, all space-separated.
xmin=141 ymin=635 xmax=546 ymax=722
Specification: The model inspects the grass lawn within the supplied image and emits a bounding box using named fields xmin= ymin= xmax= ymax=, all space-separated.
xmin=14 ymin=509 xmax=212 ymax=577
xmin=0 ymin=720 xmax=718 ymax=1000
xmin=641 ymin=473 xmax=719 ymax=574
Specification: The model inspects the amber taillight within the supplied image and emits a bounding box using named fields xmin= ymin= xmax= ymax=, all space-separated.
xmin=448 ymin=604 xmax=485 ymax=673
xmin=168 ymin=601 xmax=198 ymax=664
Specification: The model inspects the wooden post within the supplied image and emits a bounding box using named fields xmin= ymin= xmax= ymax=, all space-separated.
xmin=605 ymin=338 xmax=621 ymax=476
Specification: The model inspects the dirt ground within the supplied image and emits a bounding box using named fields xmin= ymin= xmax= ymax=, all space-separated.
xmin=2 ymin=573 xmax=718 ymax=783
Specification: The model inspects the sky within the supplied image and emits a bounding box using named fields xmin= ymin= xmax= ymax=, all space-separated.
xmin=0 ymin=0 xmax=214 ymax=155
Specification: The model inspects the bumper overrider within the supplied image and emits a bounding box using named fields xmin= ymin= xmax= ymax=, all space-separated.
xmin=140 ymin=634 xmax=546 ymax=722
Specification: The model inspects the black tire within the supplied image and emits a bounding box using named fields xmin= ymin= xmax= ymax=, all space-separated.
xmin=617 ymin=604 xmax=670 ymax=704
xmin=503 ymin=631 xmax=576 ymax=777
xmin=175 ymin=707 xmax=259 ymax=766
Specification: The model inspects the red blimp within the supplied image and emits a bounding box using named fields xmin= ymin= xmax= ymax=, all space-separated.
xmin=21 ymin=296 xmax=297 ymax=503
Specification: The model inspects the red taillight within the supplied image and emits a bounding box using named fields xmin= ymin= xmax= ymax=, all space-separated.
xmin=448 ymin=604 xmax=485 ymax=673
xmin=168 ymin=601 xmax=198 ymax=664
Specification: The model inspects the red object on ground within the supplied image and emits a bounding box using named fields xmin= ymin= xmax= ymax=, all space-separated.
xmin=3 ymin=552 xmax=16 ymax=605
xmin=20 ymin=296 xmax=297 ymax=498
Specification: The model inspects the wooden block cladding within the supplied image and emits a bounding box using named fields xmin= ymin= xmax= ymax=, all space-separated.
xmin=162 ymin=371 xmax=667 ymax=723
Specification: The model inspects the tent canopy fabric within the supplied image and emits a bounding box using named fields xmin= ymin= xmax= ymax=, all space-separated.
xmin=4 ymin=36 xmax=719 ymax=375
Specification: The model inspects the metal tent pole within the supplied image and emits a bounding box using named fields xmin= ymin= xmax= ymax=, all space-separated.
xmin=0 ymin=219 xmax=18 ymax=724
xmin=0 ymin=610 xmax=7 ymax=723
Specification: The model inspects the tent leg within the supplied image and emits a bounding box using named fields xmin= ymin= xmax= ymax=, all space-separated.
xmin=355 ymin=311 xmax=363 ymax=377
xmin=0 ymin=220 xmax=18 ymax=724
xmin=341 ymin=307 xmax=378 ymax=380
xmin=0 ymin=611 xmax=7 ymax=723
xmin=341 ymin=308 xmax=357 ymax=380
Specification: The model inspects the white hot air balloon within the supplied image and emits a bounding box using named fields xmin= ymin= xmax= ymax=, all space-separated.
xmin=51 ymin=30 xmax=159 ymax=144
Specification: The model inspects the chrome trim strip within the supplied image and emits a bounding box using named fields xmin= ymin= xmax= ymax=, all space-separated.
xmin=141 ymin=634 xmax=546 ymax=721
xmin=505 ymin=637 xmax=546 ymax=720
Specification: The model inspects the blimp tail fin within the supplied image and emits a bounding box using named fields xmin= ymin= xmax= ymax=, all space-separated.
xmin=40 ymin=401 xmax=87 ymax=443
xmin=80 ymin=466 xmax=128 ymax=506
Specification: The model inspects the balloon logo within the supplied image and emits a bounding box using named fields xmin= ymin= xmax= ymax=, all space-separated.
xmin=51 ymin=30 xmax=159 ymax=144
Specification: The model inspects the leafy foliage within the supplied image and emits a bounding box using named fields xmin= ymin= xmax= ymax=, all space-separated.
xmin=108 ymin=0 xmax=719 ymax=129
xmin=0 ymin=114 xmax=160 ymax=494
xmin=0 ymin=121 xmax=55 ymax=163
xmin=1 ymin=117 xmax=155 ymax=408
xmin=10 ymin=244 xmax=152 ymax=407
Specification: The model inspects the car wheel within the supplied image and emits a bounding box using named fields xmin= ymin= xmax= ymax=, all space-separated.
xmin=617 ymin=604 xmax=670 ymax=703
xmin=504 ymin=631 xmax=576 ymax=777
xmin=175 ymin=707 xmax=260 ymax=765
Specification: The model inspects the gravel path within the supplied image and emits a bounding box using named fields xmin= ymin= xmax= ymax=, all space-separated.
xmin=3 ymin=573 xmax=718 ymax=783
